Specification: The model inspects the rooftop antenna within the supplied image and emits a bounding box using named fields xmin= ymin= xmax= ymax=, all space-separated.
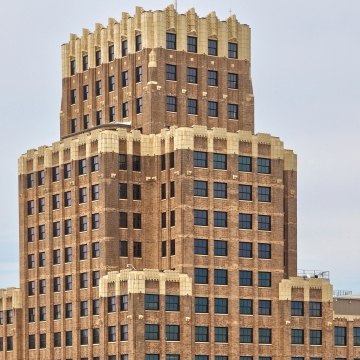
xmin=229 ymin=8 xmax=232 ymax=16
xmin=174 ymin=0 xmax=178 ymax=11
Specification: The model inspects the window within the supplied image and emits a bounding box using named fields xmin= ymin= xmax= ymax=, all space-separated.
xmin=95 ymin=80 xmax=102 ymax=96
xmin=240 ymin=328 xmax=253 ymax=343
xmin=70 ymin=59 xmax=76 ymax=75
xmin=166 ymin=325 xmax=180 ymax=341
xmin=93 ymin=299 xmax=100 ymax=315
xmin=258 ymin=272 xmax=271 ymax=287
xmin=53 ymin=277 xmax=60 ymax=292
xmin=80 ymin=300 xmax=89 ymax=316
xmin=214 ymin=298 xmax=228 ymax=314
xmin=92 ymin=270 xmax=100 ymax=286
xmin=258 ymin=215 xmax=271 ymax=231
xmin=70 ymin=89 xmax=76 ymax=104
xmin=195 ymin=357 xmax=208 ymax=360
xmin=134 ymin=241 xmax=142 ymax=257
xmin=65 ymin=331 xmax=72 ymax=346
xmin=122 ymin=102 xmax=129 ymax=118
xmin=215 ymin=327 xmax=228 ymax=343
xmin=27 ymin=173 xmax=34 ymax=188
xmin=53 ymin=221 xmax=61 ymax=237
xmin=213 ymin=153 xmax=227 ymax=169
xmin=239 ymin=270 xmax=253 ymax=286
xmin=38 ymin=170 xmax=45 ymax=186
xmin=119 ymin=183 xmax=128 ymax=199
xmin=258 ymin=243 xmax=271 ymax=259
xmin=194 ymin=239 xmax=208 ymax=255
xmin=187 ymin=67 xmax=197 ymax=83
xmin=64 ymin=247 xmax=72 ymax=262
xmin=80 ymin=272 xmax=88 ymax=288
xmin=239 ymin=213 xmax=252 ymax=229
xmin=334 ymin=326 xmax=347 ymax=346
xmin=92 ymin=242 xmax=100 ymax=258
xmin=208 ymin=70 xmax=218 ymax=86
xmin=92 ymin=184 xmax=99 ymax=201
xmin=0 ymin=311 xmax=3 ymax=324
xmin=166 ymin=356 xmax=180 ymax=360
xmin=38 ymin=225 xmax=45 ymax=240
xmin=169 ymin=152 xmax=174 ymax=168
xmin=27 ymin=254 xmax=35 ymax=269
xmin=239 ymin=155 xmax=252 ymax=172
xmin=83 ymin=84 xmax=89 ymax=101
xmin=214 ymin=211 xmax=227 ymax=227
xmin=39 ymin=333 xmax=46 ymax=349
xmin=259 ymin=328 xmax=272 ymax=344
xmin=239 ymin=299 xmax=253 ymax=315
xmin=91 ymin=155 xmax=99 ymax=172
xmin=187 ymin=36 xmax=197 ymax=52
xmin=6 ymin=310 xmax=13 ymax=324
xmin=65 ymin=275 xmax=72 ymax=291
xmin=28 ymin=227 xmax=35 ymax=242
xmin=108 ymin=44 xmax=115 ymax=61
xmin=39 ymin=279 xmax=46 ymax=294
xmin=121 ymin=70 xmax=129 ymax=87
xmin=214 ymin=240 xmax=227 ymax=256
xmin=136 ymin=97 xmax=143 ymax=113
xmin=64 ymin=191 xmax=71 ymax=207
xmin=122 ymin=39 xmax=128 ymax=56
xmin=310 ymin=329 xmax=322 ymax=345
xmin=194 ymin=151 xmax=207 ymax=167
xmin=228 ymin=42 xmax=238 ymax=58
xmin=214 ymin=269 xmax=228 ymax=285
xmin=166 ymin=295 xmax=180 ymax=311
xmin=208 ymin=39 xmax=218 ymax=56
xmin=166 ymin=96 xmax=177 ymax=112
xmin=133 ymin=213 xmax=142 ymax=229
xmin=166 ymin=33 xmax=176 ymax=49
xmin=119 ymin=212 xmax=128 ymax=228
xmin=119 ymin=240 xmax=128 ymax=256
xmin=228 ymin=73 xmax=238 ymax=89
xmin=239 ymin=242 xmax=252 ymax=258
xmin=64 ymin=219 xmax=72 ymax=235
xmin=83 ymin=54 xmax=88 ymax=70
xmin=95 ymin=50 xmax=101 ymax=66
xmin=208 ymin=101 xmax=218 ymax=117
xmin=228 ymin=103 xmax=239 ymax=119
xmin=195 ymin=326 xmax=209 ymax=342
xmin=194 ymin=210 xmax=208 ymax=226
xmin=96 ymin=110 xmax=102 ymax=125
xmin=39 ymin=252 xmax=45 ymax=267
xmin=119 ymin=154 xmax=127 ymax=170
xmin=161 ymin=154 xmax=166 ymax=170
xmin=214 ymin=182 xmax=227 ymax=199
xmin=291 ymin=329 xmax=304 ymax=344
xmin=135 ymin=66 xmax=143 ymax=82
xmin=170 ymin=210 xmax=175 ymax=227
xmin=291 ymin=301 xmax=304 ymax=316
xmin=258 ymin=158 xmax=271 ymax=174
xmin=146 ymin=356 xmax=159 ymax=360
xmin=195 ymin=297 xmax=208 ymax=313
xmin=92 ymin=213 xmax=100 ymax=230
xmin=258 ymin=186 xmax=271 ymax=202
xmin=109 ymin=106 xmax=116 ymax=122
xmin=39 ymin=306 xmax=46 ymax=321
xmin=120 ymin=325 xmax=129 ymax=341
xmin=135 ymin=34 xmax=142 ymax=51
xmin=188 ymin=98 xmax=198 ymax=114
xmin=79 ymin=158 xmax=87 ymax=175
xmin=145 ymin=324 xmax=159 ymax=340
xmin=27 ymin=200 xmax=34 ymax=215
xmin=80 ymin=329 xmax=88 ymax=345
xmin=108 ymin=326 xmax=116 ymax=342
xmin=108 ymin=75 xmax=115 ymax=92
xmin=239 ymin=184 xmax=252 ymax=201
xmin=93 ymin=328 xmax=100 ymax=344
xmin=79 ymin=187 xmax=87 ymax=203
xmin=52 ymin=194 xmax=60 ymax=210
xmin=120 ymin=295 xmax=128 ymax=311
xmin=161 ymin=183 xmax=166 ymax=199
xmin=65 ymin=303 xmax=72 ymax=318
xmin=71 ymin=118 xmax=77 ymax=132
xmin=162 ymin=241 xmax=166 ymax=257
xmin=145 ymin=294 xmax=159 ymax=310
xmin=28 ymin=334 xmax=35 ymax=349
xmin=194 ymin=268 xmax=208 ymax=284
xmin=259 ymin=300 xmax=272 ymax=315
xmin=53 ymin=304 xmax=61 ymax=320
xmin=162 ymin=213 xmax=166 ymax=229
xmin=309 ymin=302 xmax=322 ymax=317
xmin=170 ymin=181 xmax=175 ymax=197
xmin=52 ymin=166 xmax=60 ymax=181
xmin=79 ymin=216 xmax=88 ymax=232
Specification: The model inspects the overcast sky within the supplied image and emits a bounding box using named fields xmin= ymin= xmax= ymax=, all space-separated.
xmin=0 ymin=0 xmax=359 ymax=292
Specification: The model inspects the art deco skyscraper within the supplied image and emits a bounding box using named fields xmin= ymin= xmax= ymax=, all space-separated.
xmin=0 ymin=5 xmax=359 ymax=360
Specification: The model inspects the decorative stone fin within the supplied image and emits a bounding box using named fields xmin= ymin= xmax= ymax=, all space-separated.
xmin=207 ymin=11 xmax=218 ymax=37
xmin=120 ymin=12 xmax=130 ymax=35
xmin=165 ymin=4 xmax=176 ymax=31
xmin=186 ymin=8 xmax=198 ymax=34
xmin=227 ymin=15 xmax=238 ymax=41
xmin=135 ymin=6 xmax=144 ymax=30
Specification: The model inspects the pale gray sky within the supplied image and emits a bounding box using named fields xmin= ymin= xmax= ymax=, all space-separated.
xmin=0 ymin=0 xmax=359 ymax=292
